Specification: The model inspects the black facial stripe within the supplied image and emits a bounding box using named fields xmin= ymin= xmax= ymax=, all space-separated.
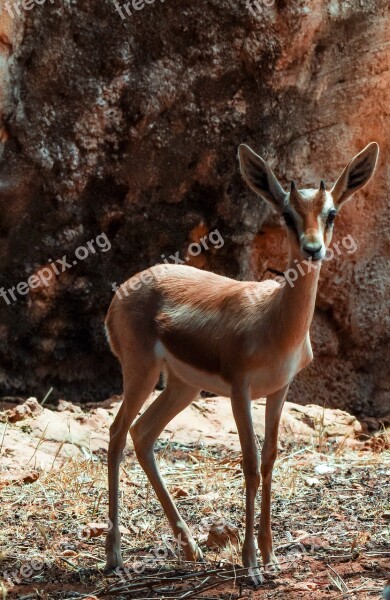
xmin=282 ymin=211 xmax=300 ymax=245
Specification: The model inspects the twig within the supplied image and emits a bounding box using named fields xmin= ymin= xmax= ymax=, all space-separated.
xmin=59 ymin=556 xmax=80 ymax=571
xmin=41 ymin=386 xmax=54 ymax=405
xmin=0 ymin=418 xmax=8 ymax=455
xmin=327 ymin=564 xmax=350 ymax=593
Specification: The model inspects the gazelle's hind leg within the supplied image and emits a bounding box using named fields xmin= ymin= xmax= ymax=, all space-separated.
xmin=130 ymin=370 xmax=202 ymax=561
xmin=105 ymin=353 xmax=161 ymax=570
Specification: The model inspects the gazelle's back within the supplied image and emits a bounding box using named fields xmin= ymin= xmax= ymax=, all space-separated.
xmin=105 ymin=264 xmax=280 ymax=363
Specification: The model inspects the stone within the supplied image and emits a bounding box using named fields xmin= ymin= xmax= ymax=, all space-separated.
xmin=0 ymin=1 xmax=389 ymax=421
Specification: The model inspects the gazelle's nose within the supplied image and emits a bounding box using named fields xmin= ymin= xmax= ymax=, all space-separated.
xmin=303 ymin=242 xmax=322 ymax=257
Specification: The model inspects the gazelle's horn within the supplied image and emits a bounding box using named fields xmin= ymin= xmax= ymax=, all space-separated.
xmin=290 ymin=180 xmax=305 ymax=202
xmin=320 ymin=179 xmax=326 ymax=192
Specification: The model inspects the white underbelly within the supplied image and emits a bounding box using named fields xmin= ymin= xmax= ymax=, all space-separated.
xmin=249 ymin=366 xmax=295 ymax=399
xmin=249 ymin=350 xmax=307 ymax=398
xmin=155 ymin=342 xmax=231 ymax=396
xmin=155 ymin=342 xmax=302 ymax=399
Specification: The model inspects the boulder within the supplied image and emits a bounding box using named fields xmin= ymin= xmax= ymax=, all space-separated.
xmin=0 ymin=1 xmax=389 ymax=421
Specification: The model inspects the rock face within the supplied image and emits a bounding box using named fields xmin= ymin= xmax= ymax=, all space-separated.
xmin=0 ymin=0 xmax=389 ymax=419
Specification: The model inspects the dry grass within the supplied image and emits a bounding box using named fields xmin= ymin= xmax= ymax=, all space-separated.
xmin=0 ymin=433 xmax=389 ymax=599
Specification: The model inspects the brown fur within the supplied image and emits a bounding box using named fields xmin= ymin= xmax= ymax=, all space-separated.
xmin=289 ymin=186 xmax=326 ymax=216
xmin=104 ymin=141 xmax=379 ymax=573
xmin=106 ymin=262 xmax=316 ymax=387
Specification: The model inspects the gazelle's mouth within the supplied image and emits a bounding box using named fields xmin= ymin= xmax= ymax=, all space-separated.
xmin=302 ymin=251 xmax=324 ymax=262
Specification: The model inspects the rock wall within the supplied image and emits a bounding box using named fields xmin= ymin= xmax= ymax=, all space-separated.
xmin=0 ymin=0 xmax=389 ymax=420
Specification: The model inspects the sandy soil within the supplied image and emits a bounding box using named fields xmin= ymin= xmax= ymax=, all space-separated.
xmin=0 ymin=396 xmax=389 ymax=599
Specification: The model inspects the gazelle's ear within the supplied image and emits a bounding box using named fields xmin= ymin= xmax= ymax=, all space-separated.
xmin=238 ymin=144 xmax=287 ymax=212
xmin=331 ymin=142 xmax=379 ymax=208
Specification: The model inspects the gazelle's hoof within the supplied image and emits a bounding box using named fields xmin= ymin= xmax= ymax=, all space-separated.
xmin=105 ymin=559 xmax=124 ymax=572
xmin=194 ymin=544 xmax=204 ymax=561
xmin=105 ymin=549 xmax=124 ymax=571
xmin=242 ymin=542 xmax=258 ymax=571
xmin=264 ymin=552 xmax=280 ymax=573
xmin=105 ymin=527 xmax=124 ymax=571
xmin=242 ymin=544 xmax=263 ymax=586
xmin=247 ymin=566 xmax=264 ymax=586
xmin=185 ymin=543 xmax=203 ymax=562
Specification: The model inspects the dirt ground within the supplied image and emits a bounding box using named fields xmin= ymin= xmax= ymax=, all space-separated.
xmin=0 ymin=397 xmax=389 ymax=599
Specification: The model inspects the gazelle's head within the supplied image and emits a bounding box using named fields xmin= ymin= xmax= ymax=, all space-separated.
xmin=238 ymin=142 xmax=379 ymax=261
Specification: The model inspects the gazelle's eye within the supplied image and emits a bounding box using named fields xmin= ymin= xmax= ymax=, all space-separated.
xmin=327 ymin=210 xmax=337 ymax=225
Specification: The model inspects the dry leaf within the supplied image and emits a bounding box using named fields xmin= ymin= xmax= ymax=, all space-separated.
xmin=82 ymin=523 xmax=107 ymax=539
xmin=61 ymin=550 xmax=78 ymax=557
xmin=9 ymin=471 xmax=40 ymax=485
xmin=206 ymin=520 xmax=240 ymax=549
xmin=82 ymin=523 xmax=130 ymax=539
xmin=171 ymin=486 xmax=190 ymax=498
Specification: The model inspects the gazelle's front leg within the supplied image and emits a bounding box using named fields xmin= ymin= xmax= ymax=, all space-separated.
xmin=258 ymin=384 xmax=289 ymax=569
xmin=106 ymin=363 xmax=160 ymax=570
xmin=231 ymin=383 xmax=260 ymax=570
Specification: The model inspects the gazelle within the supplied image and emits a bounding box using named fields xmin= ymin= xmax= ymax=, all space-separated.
xmin=105 ymin=142 xmax=379 ymax=574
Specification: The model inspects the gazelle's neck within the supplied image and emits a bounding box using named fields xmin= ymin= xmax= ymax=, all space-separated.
xmin=276 ymin=249 xmax=321 ymax=348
